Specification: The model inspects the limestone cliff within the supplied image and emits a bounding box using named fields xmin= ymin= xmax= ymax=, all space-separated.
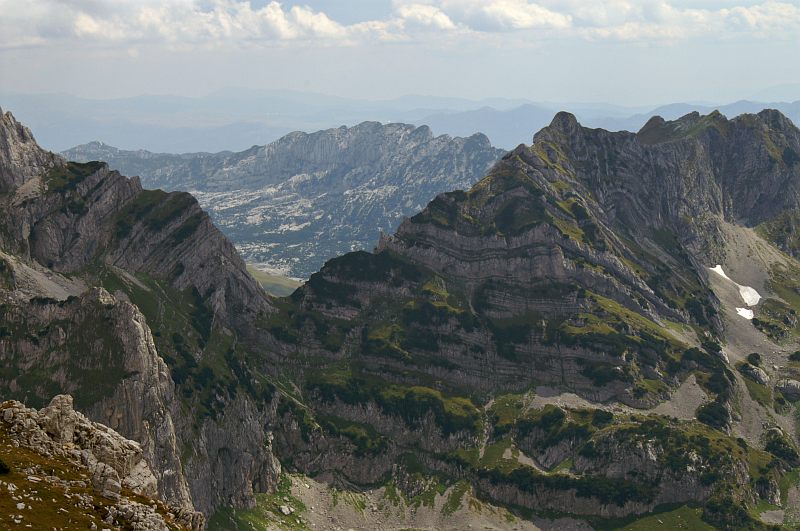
xmin=0 ymin=107 xmax=280 ymax=517
xmin=0 ymin=107 xmax=62 ymax=191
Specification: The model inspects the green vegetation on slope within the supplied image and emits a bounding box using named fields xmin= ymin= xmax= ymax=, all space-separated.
xmin=306 ymin=368 xmax=481 ymax=436
xmin=0 ymin=296 xmax=135 ymax=410
xmin=246 ymin=265 xmax=302 ymax=297
xmin=208 ymin=474 xmax=308 ymax=530
xmin=92 ymin=264 xmax=274 ymax=424
xmin=43 ymin=160 xmax=105 ymax=193
xmin=610 ymin=505 xmax=715 ymax=531
xmin=758 ymin=209 xmax=800 ymax=257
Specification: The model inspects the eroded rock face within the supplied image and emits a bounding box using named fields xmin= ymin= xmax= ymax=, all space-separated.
xmin=39 ymin=394 xmax=78 ymax=443
xmin=0 ymin=108 xmax=62 ymax=191
xmin=532 ymin=110 xmax=800 ymax=259
xmin=0 ymin=252 xmax=280 ymax=516
xmin=0 ymin=286 xmax=194 ymax=508
xmin=0 ymin=395 xmax=205 ymax=530
xmin=0 ymin=108 xmax=271 ymax=325
xmin=181 ymin=394 xmax=282 ymax=515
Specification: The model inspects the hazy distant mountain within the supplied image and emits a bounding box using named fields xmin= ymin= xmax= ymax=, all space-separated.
xmin=1 ymin=90 xmax=534 ymax=153
xmin=750 ymin=83 xmax=800 ymax=102
xmin=592 ymin=100 xmax=800 ymax=132
xmin=64 ymin=122 xmax=504 ymax=277
xmin=10 ymin=88 xmax=800 ymax=154
xmin=418 ymin=100 xmax=800 ymax=148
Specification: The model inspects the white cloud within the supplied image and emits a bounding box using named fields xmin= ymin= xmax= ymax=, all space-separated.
xmin=481 ymin=0 xmax=572 ymax=29
xmin=0 ymin=0 xmax=366 ymax=49
xmin=721 ymin=1 xmax=800 ymax=34
xmin=394 ymin=0 xmax=572 ymax=31
xmin=396 ymin=4 xmax=458 ymax=30
xmin=542 ymin=0 xmax=800 ymax=40
xmin=130 ymin=1 xmax=351 ymax=43
xmin=0 ymin=0 xmax=798 ymax=51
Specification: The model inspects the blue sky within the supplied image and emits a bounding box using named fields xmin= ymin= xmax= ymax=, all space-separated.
xmin=0 ymin=1 xmax=798 ymax=105
xmin=269 ymin=1 xmax=395 ymax=23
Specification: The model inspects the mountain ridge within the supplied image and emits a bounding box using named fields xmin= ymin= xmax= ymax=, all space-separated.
xmin=258 ymin=107 xmax=800 ymax=526
xmin=64 ymin=121 xmax=505 ymax=277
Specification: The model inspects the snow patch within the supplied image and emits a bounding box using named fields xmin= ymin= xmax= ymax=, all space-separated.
xmin=709 ymin=264 xmax=761 ymax=306
xmin=709 ymin=265 xmax=730 ymax=281
xmin=738 ymin=286 xmax=761 ymax=306
xmin=736 ymin=308 xmax=754 ymax=319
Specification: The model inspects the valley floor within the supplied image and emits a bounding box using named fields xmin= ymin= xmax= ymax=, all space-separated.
xmin=209 ymin=473 xmax=594 ymax=530
xmin=208 ymin=472 xmax=796 ymax=530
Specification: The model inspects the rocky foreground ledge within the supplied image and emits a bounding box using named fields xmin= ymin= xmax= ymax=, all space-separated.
xmin=0 ymin=395 xmax=204 ymax=530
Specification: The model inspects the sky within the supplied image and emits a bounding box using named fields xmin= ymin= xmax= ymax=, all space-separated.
xmin=0 ymin=0 xmax=799 ymax=106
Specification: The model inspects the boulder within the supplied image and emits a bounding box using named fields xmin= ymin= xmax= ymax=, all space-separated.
xmin=91 ymin=462 xmax=121 ymax=497
xmin=740 ymin=364 xmax=769 ymax=385
xmin=777 ymin=379 xmax=800 ymax=401
xmin=38 ymin=395 xmax=78 ymax=443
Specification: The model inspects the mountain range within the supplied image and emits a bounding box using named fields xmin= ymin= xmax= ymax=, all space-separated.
xmin=3 ymin=104 xmax=800 ymax=529
xmin=63 ymin=123 xmax=504 ymax=278
xmin=61 ymin=101 xmax=800 ymax=280
xmin=418 ymin=100 xmax=800 ymax=150
xmin=6 ymin=88 xmax=800 ymax=152
xmin=0 ymin=89 xmax=535 ymax=153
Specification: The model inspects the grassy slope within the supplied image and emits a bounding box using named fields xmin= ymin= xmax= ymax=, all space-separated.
xmin=246 ymin=264 xmax=303 ymax=297
xmin=0 ymin=417 xmax=185 ymax=530
xmin=208 ymin=474 xmax=308 ymax=530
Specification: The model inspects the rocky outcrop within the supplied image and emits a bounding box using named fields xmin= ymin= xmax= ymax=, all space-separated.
xmin=0 ymin=286 xmax=193 ymax=508
xmin=777 ymin=378 xmax=800 ymax=400
xmin=0 ymin=395 xmax=204 ymax=530
xmin=0 ymin=107 xmax=61 ymax=191
xmin=739 ymin=363 xmax=769 ymax=385
xmin=63 ymin=122 xmax=504 ymax=277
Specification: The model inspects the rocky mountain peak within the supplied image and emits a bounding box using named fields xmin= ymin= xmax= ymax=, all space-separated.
xmin=758 ymin=107 xmax=799 ymax=132
xmin=521 ymin=109 xmax=800 ymax=254
xmin=548 ymin=110 xmax=581 ymax=133
xmin=529 ymin=110 xmax=584 ymax=146
xmin=0 ymin=107 xmax=62 ymax=191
